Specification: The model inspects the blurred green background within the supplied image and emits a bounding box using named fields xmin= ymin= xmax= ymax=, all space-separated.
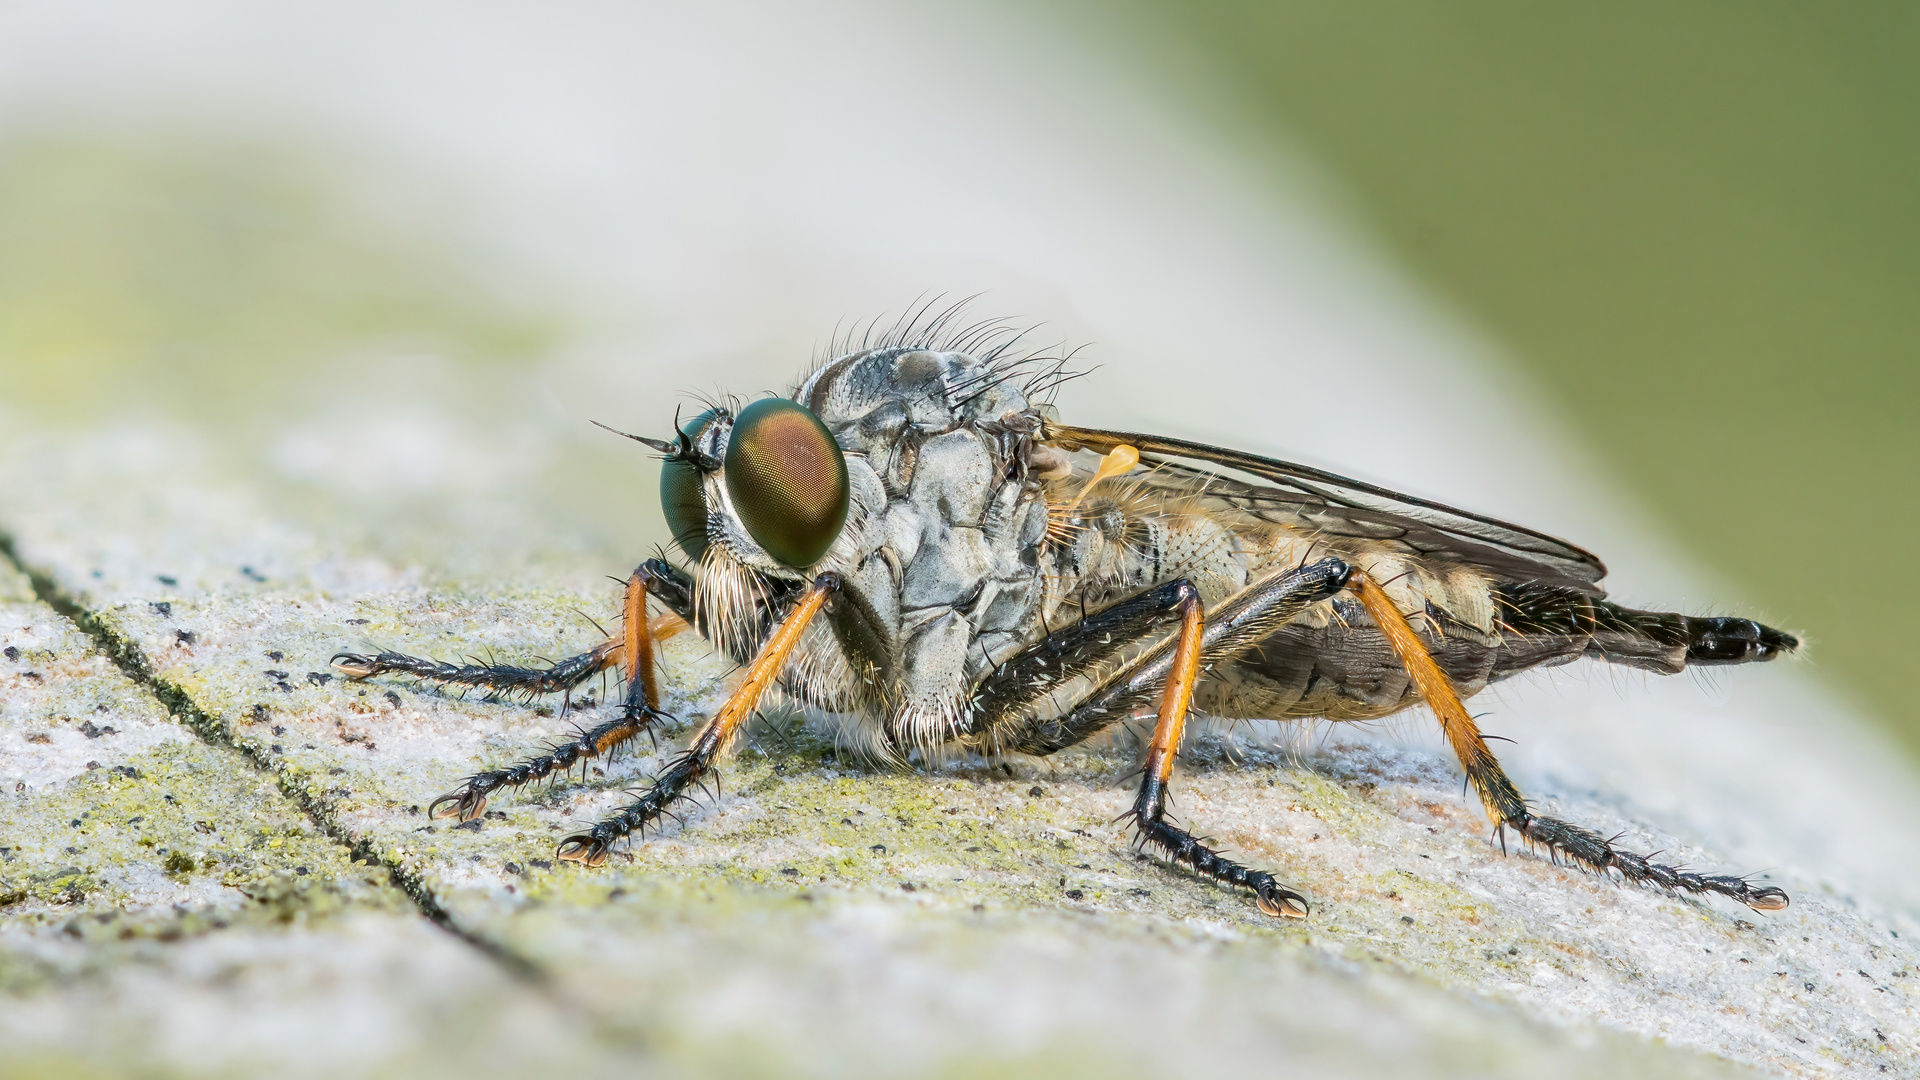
xmin=1040 ymin=1 xmax=1919 ymax=756
xmin=1 ymin=4 xmax=1914 ymax=758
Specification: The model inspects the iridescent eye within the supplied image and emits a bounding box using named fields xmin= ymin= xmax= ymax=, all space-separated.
xmin=723 ymin=398 xmax=850 ymax=568
xmin=659 ymin=409 xmax=721 ymax=562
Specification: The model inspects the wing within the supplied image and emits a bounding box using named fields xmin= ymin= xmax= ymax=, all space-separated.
xmin=1043 ymin=422 xmax=1607 ymax=594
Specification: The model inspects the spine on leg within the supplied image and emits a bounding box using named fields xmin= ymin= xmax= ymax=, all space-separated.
xmin=429 ymin=708 xmax=659 ymax=822
xmin=331 ymin=642 xmax=616 ymax=699
xmin=1132 ymin=812 xmax=1309 ymax=918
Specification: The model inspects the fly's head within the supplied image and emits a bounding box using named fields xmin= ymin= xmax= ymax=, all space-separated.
xmin=655 ymin=401 xmax=851 ymax=573
xmin=639 ymin=399 xmax=869 ymax=658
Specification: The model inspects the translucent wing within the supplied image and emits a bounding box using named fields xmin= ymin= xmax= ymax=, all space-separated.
xmin=1044 ymin=423 xmax=1607 ymax=593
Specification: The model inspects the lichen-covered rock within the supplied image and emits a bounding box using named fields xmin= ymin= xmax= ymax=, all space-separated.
xmin=0 ymin=559 xmax=398 ymax=920
xmin=0 ymin=559 xmax=611 ymax=1078
xmin=1 ymin=421 xmax=1914 ymax=1079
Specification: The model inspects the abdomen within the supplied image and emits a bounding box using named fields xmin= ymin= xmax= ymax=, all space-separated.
xmin=1198 ymin=579 xmax=1798 ymax=724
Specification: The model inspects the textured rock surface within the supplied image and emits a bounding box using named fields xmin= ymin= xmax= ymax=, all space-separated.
xmin=0 ymin=552 xmax=607 ymax=1079
xmin=1 ymin=418 xmax=1915 ymax=1079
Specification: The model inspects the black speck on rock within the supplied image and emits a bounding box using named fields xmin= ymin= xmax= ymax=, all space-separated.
xmin=346 ymin=618 xmax=369 ymax=625
xmin=155 ymin=575 xmax=177 ymax=586
xmin=271 ymin=726 xmax=285 ymax=736
xmin=3 ymin=646 xmax=16 ymax=662
xmin=1028 ymin=786 xmax=1046 ymax=798
xmin=1065 ymin=889 xmax=1084 ymax=901
xmin=306 ymin=672 xmax=331 ymax=686
xmin=264 ymin=651 xmax=283 ymax=662
xmin=455 ymin=820 xmax=482 ymax=832
xmin=79 ymin=721 xmax=117 ymax=739
xmin=149 ymin=602 xmax=172 ymax=617
xmin=175 ymin=630 xmax=196 ymax=645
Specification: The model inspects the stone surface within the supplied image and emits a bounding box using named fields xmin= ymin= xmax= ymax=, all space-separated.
xmin=0 ymin=553 xmax=611 ymax=1080
xmin=1 ymin=417 xmax=1914 ymax=1079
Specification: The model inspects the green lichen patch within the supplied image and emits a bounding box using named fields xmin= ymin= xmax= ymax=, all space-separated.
xmin=0 ymin=571 xmax=410 ymax=948
xmin=0 ymin=730 xmax=404 ymax=922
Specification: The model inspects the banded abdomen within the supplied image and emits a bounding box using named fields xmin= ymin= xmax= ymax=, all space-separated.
xmin=1198 ymin=575 xmax=1798 ymax=724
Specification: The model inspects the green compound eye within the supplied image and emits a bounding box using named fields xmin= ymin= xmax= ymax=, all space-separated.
xmin=659 ymin=409 xmax=721 ymax=562
xmin=722 ymin=398 xmax=850 ymax=568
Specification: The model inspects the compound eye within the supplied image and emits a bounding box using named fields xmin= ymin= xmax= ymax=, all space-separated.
xmin=723 ymin=398 xmax=849 ymax=568
xmin=659 ymin=409 xmax=721 ymax=562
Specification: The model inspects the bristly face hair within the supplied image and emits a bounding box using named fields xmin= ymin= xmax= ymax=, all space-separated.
xmin=334 ymin=298 xmax=1797 ymax=917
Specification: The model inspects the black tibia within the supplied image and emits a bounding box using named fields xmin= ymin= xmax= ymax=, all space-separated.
xmin=556 ymin=572 xmax=842 ymax=866
xmin=1495 ymin=582 xmax=1798 ymax=673
xmin=428 ymin=707 xmax=665 ymax=822
xmin=1122 ymin=581 xmax=1312 ymax=918
xmin=1006 ymin=557 xmax=1354 ymax=756
xmin=331 ymin=639 xmax=618 ymax=700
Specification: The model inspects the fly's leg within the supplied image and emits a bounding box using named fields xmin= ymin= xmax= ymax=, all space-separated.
xmin=422 ymin=567 xmax=679 ymax=821
xmin=1124 ymin=582 xmax=1310 ymax=917
xmin=978 ymin=557 xmax=1353 ymax=915
xmin=555 ymin=572 xmax=841 ymax=866
xmin=1000 ymin=557 xmax=1353 ymax=756
xmin=331 ymin=559 xmax=705 ymax=699
xmin=963 ymin=578 xmax=1207 ymax=747
xmin=1349 ymin=569 xmax=1790 ymax=912
xmin=331 ymin=638 xmax=622 ymax=701
xmin=430 ymin=707 xmax=662 ymax=822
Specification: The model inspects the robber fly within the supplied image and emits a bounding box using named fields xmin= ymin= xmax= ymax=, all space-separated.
xmin=334 ymin=310 xmax=1795 ymax=917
